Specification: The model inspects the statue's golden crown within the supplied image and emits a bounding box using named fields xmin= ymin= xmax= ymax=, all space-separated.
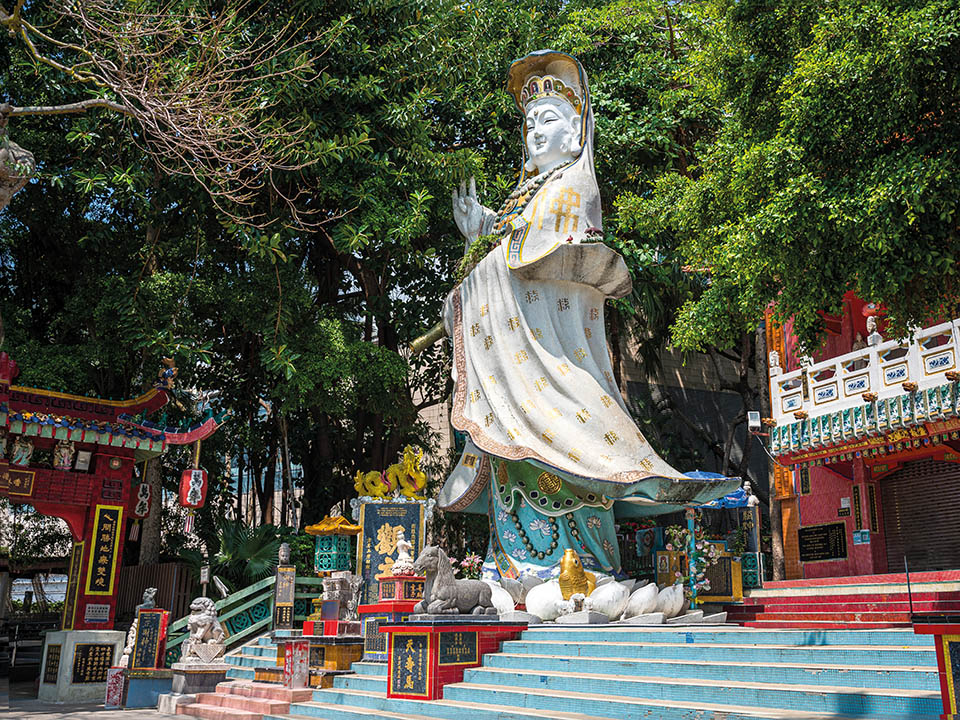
xmin=519 ymin=74 xmax=583 ymax=114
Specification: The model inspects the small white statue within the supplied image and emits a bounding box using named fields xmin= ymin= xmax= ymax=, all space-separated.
xmin=391 ymin=528 xmax=416 ymax=576
xmin=768 ymin=350 xmax=781 ymax=377
xmin=118 ymin=588 xmax=157 ymax=668
xmin=743 ymin=481 xmax=761 ymax=508
xmin=866 ymin=315 xmax=883 ymax=346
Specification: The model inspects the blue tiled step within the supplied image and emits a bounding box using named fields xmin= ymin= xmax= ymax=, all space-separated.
xmin=226 ymin=652 xmax=279 ymax=668
xmin=245 ymin=643 xmax=279 ymax=657
xmin=266 ymin=690 xmax=613 ymax=720
xmin=226 ymin=665 xmax=255 ymax=680
xmin=502 ymin=639 xmax=936 ymax=666
xmin=332 ymin=674 xmax=385 ymax=693
xmin=521 ymin=626 xmax=932 ymax=646
xmin=271 ymin=686 xmax=930 ymax=720
xmin=348 ymin=661 xmax=387 ymax=677
xmin=449 ymin=668 xmax=942 ymax=718
xmin=483 ymin=652 xmax=939 ymax=691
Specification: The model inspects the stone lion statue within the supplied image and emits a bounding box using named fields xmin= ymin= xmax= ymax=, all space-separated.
xmin=136 ymin=587 xmax=158 ymax=612
xmin=180 ymin=596 xmax=226 ymax=662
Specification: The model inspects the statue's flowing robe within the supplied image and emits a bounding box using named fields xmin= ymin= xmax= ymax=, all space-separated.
xmin=438 ymin=50 xmax=738 ymax=579
xmin=439 ymin=170 xmax=737 ymax=578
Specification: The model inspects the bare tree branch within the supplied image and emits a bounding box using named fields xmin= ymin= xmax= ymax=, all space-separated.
xmin=2 ymin=0 xmax=352 ymax=228
xmin=4 ymin=99 xmax=132 ymax=117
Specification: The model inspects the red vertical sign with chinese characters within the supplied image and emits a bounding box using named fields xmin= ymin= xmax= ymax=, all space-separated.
xmin=85 ymin=505 xmax=123 ymax=596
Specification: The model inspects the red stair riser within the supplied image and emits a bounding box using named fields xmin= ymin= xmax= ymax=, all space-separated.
xmin=742 ymin=621 xmax=910 ymax=629
xmin=176 ymin=704 xmax=262 ymax=720
xmin=727 ymin=611 xmax=911 ymax=622
xmin=737 ymin=590 xmax=960 ymax=606
xmin=726 ymin=601 xmax=960 ymax=614
xmin=762 ymin=569 xmax=960 ymax=588
xmin=215 ymin=681 xmax=313 ymax=703
xmin=194 ymin=692 xmax=289 ymax=714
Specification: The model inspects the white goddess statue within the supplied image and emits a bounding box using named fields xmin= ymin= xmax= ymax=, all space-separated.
xmin=436 ymin=50 xmax=737 ymax=581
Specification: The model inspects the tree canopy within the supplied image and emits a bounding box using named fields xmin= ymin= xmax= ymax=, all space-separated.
xmin=2 ymin=0 xmax=956 ymax=568
xmin=640 ymin=0 xmax=960 ymax=353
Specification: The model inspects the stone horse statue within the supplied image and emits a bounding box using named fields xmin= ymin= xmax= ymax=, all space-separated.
xmin=411 ymin=545 xmax=496 ymax=615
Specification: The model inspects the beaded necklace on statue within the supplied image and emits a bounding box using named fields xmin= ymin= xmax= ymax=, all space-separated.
xmin=492 ymin=160 xmax=574 ymax=235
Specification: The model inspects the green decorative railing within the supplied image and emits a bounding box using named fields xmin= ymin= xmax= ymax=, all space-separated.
xmin=164 ymin=575 xmax=324 ymax=667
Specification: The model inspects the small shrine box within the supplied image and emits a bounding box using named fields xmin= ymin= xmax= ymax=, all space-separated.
xmin=378 ymin=574 xmax=425 ymax=603
xmin=258 ymin=634 xmax=364 ymax=689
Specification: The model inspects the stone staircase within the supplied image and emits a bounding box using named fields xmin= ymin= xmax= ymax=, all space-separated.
xmin=168 ymin=635 xmax=293 ymax=718
xmin=220 ymin=634 xmax=283 ymax=682
xmin=241 ymin=625 xmax=944 ymax=720
xmin=177 ymin=682 xmax=313 ymax=720
xmin=726 ymin=572 xmax=960 ymax=628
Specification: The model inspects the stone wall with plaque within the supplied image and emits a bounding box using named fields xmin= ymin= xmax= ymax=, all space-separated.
xmin=38 ymin=629 xmax=125 ymax=703
xmin=72 ymin=642 xmax=114 ymax=683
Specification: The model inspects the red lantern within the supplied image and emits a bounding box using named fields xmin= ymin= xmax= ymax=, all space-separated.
xmin=179 ymin=468 xmax=208 ymax=509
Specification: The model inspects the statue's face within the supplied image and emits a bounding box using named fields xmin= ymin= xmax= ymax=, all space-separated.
xmin=525 ymin=98 xmax=581 ymax=174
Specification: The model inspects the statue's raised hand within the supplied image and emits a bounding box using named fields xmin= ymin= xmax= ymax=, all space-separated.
xmin=452 ymin=177 xmax=491 ymax=244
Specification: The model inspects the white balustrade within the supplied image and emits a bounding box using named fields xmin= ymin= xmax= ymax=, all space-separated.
xmin=770 ymin=319 xmax=960 ymax=425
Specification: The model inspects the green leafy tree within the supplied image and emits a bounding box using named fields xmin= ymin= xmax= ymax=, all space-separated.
xmin=652 ymin=0 xmax=960 ymax=353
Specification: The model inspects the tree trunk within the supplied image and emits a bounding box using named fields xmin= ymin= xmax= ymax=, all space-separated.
xmin=236 ymin=452 xmax=246 ymax=525
xmin=279 ymin=413 xmax=293 ymax=528
xmin=138 ymin=458 xmax=162 ymax=565
xmin=254 ymin=439 xmax=277 ymax=525
xmin=756 ymin=323 xmax=785 ymax=580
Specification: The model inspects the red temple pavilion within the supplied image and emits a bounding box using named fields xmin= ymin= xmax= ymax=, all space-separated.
xmin=0 ymin=351 xmax=227 ymax=630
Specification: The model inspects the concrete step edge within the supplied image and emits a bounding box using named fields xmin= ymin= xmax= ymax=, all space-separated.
xmin=465 ymin=666 xmax=942 ymax=697
xmin=508 ymin=639 xmax=936 ymax=652
xmin=445 ymin=682 xmax=898 ymax=719
xmin=195 ymin=692 xmax=289 ymax=710
xmin=490 ymin=652 xmax=936 ymax=673
xmin=177 ymin=701 xmax=263 ymax=719
xmin=293 ymin=696 xmax=617 ymax=720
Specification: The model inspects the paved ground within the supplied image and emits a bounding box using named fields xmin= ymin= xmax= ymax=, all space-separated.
xmin=2 ymin=680 xmax=171 ymax=718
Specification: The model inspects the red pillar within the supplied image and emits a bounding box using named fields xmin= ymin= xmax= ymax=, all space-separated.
xmin=851 ymin=458 xmax=880 ymax=576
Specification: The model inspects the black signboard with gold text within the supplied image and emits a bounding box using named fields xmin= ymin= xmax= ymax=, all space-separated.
xmin=357 ymin=502 xmax=424 ymax=604
xmin=0 ymin=466 xmax=35 ymax=496
xmin=798 ymin=522 xmax=847 ymax=562
xmin=72 ymin=643 xmax=114 ymax=684
xmin=274 ymin=565 xmax=296 ymax=629
xmin=43 ymin=645 xmax=61 ymax=684
xmin=389 ymin=633 xmax=429 ymax=697
xmin=131 ymin=609 xmax=167 ymax=669
xmin=85 ymin=505 xmax=123 ymax=596
xmin=438 ymin=631 xmax=477 ymax=666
